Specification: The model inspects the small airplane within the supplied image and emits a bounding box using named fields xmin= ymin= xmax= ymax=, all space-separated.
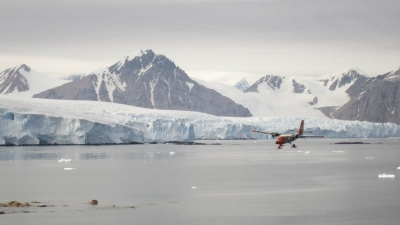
xmin=251 ymin=120 xmax=324 ymax=149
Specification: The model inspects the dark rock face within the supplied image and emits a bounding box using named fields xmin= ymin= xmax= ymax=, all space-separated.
xmin=343 ymin=75 xmax=370 ymax=98
xmin=33 ymin=50 xmax=252 ymax=117
xmin=333 ymin=69 xmax=400 ymax=124
xmin=308 ymin=96 xmax=318 ymax=106
xmin=292 ymin=79 xmax=309 ymax=94
xmin=0 ymin=64 xmax=30 ymax=94
xmin=245 ymin=75 xmax=283 ymax=93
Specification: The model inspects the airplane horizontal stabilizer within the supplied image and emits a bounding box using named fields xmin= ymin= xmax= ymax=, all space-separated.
xmin=251 ymin=129 xmax=280 ymax=138
xmin=299 ymin=135 xmax=324 ymax=138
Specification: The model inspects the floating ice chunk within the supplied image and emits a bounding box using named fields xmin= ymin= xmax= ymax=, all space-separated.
xmin=297 ymin=151 xmax=303 ymax=153
xmin=64 ymin=168 xmax=76 ymax=170
xmin=378 ymin=174 xmax=395 ymax=178
xmin=169 ymin=152 xmax=175 ymax=155
xmin=58 ymin=158 xmax=72 ymax=163
xmin=304 ymin=151 xmax=310 ymax=154
xmin=332 ymin=151 xmax=344 ymax=153
xmin=191 ymin=187 xmax=198 ymax=189
xmin=366 ymin=157 xmax=374 ymax=160
xmin=397 ymin=167 xmax=400 ymax=170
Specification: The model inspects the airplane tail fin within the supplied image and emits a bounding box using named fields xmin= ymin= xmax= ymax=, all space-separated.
xmin=298 ymin=120 xmax=304 ymax=135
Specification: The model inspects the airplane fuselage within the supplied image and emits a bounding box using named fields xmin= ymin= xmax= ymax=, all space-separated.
xmin=275 ymin=134 xmax=299 ymax=145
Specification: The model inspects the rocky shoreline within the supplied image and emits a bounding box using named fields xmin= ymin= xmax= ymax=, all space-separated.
xmin=0 ymin=200 xmax=135 ymax=215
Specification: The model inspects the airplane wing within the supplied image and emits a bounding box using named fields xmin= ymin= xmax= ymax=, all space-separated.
xmin=298 ymin=135 xmax=324 ymax=138
xmin=251 ymin=129 xmax=280 ymax=138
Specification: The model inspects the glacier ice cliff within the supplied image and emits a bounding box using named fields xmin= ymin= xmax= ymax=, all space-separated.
xmin=0 ymin=110 xmax=194 ymax=145
xmin=0 ymin=98 xmax=400 ymax=145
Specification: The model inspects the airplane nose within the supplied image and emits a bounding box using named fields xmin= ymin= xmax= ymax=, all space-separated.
xmin=275 ymin=140 xmax=283 ymax=145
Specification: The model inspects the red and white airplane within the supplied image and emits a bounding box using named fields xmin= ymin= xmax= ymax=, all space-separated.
xmin=251 ymin=120 xmax=324 ymax=149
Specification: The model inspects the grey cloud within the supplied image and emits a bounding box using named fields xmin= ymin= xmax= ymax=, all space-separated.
xmin=0 ymin=0 xmax=399 ymax=76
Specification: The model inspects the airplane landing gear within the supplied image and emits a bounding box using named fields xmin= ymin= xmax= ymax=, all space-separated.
xmin=291 ymin=144 xmax=296 ymax=148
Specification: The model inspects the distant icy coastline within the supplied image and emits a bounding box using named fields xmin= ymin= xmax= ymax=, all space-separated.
xmin=1 ymin=97 xmax=400 ymax=145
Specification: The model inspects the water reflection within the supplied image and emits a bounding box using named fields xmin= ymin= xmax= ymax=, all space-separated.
xmin=79 ymin=151 xmax=184 ymax=160
xmin=0 ymin=145 xmax=187 ymax=161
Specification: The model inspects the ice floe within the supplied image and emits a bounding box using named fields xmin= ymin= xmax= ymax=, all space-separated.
xmin=378 ymin=174 xmax=395 ymax=178
xmin=63 ymin=168 xmax=76 ymax=170
xmin=58 ymin=158 xmax=72 ymax=163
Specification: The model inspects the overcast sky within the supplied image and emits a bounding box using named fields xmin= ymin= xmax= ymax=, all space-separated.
xmin=1 ymin=0 xmax=399 ymax=79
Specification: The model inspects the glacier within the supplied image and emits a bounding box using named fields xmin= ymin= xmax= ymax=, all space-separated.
xmin=0 ymin=97 xmax=400 ymax=145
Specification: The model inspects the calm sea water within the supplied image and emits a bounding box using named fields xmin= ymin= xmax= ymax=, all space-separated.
xmin=0 ymin=139 xmax=399 ymax=225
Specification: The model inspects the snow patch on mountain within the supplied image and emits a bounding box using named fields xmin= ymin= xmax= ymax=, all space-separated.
xmin=186 ymin=82 xmax=194 ymax=91
xmin=89 ymin=67 xmax=126 ymax=102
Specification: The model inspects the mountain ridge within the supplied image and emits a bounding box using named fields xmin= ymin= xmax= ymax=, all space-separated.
xmin=33 ymin=49 xmax=252 ymax=117
xmin=1 ymin=52 xmax=399 ymax=124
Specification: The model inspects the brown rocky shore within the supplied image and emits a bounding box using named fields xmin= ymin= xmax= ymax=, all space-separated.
xmin=0 ymin=200 xmax=135 ymax=214
xmin=0 ymin=201 xmax=31 ymax=207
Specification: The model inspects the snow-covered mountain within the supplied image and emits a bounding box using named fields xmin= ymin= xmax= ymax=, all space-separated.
xmin=1 ymin=57 xmax=399 ymax=125
xmin=332 ymin=67 xmax=400 ymax=124
xmin=195 ymin=78 xmax=326 ymax=118
xmin=231 ymin=69 xmax=368 ymax=118
xmin=316 ymin=68 xmax=367 ymax=92
xmin=33 ymin=50 xmax=252 ymax=117
xmin=0 ymin=64 xmax=68 ymax=98
xmin=1 ymin=96 xmax=399 ymax=145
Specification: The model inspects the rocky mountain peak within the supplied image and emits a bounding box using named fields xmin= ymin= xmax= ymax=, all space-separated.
xmin=245 ymin=75 xmax=284 ymax=93
xmin=109 ymin=49 xmax=156 ymax=74
xmin=1 ymin=64 xmax=69 ymax=97
xmin=317 ymin=68 xmax=367 ymax=91
xmin=18 ymin=64 xmax=31 ymax=72
xmin=0 ymin=64 xmax=31 ymax=94
xmin=234 ymin=77 xmax=250 ymax=91
xmin=33 ymin=50 xmax=252 ymax=117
